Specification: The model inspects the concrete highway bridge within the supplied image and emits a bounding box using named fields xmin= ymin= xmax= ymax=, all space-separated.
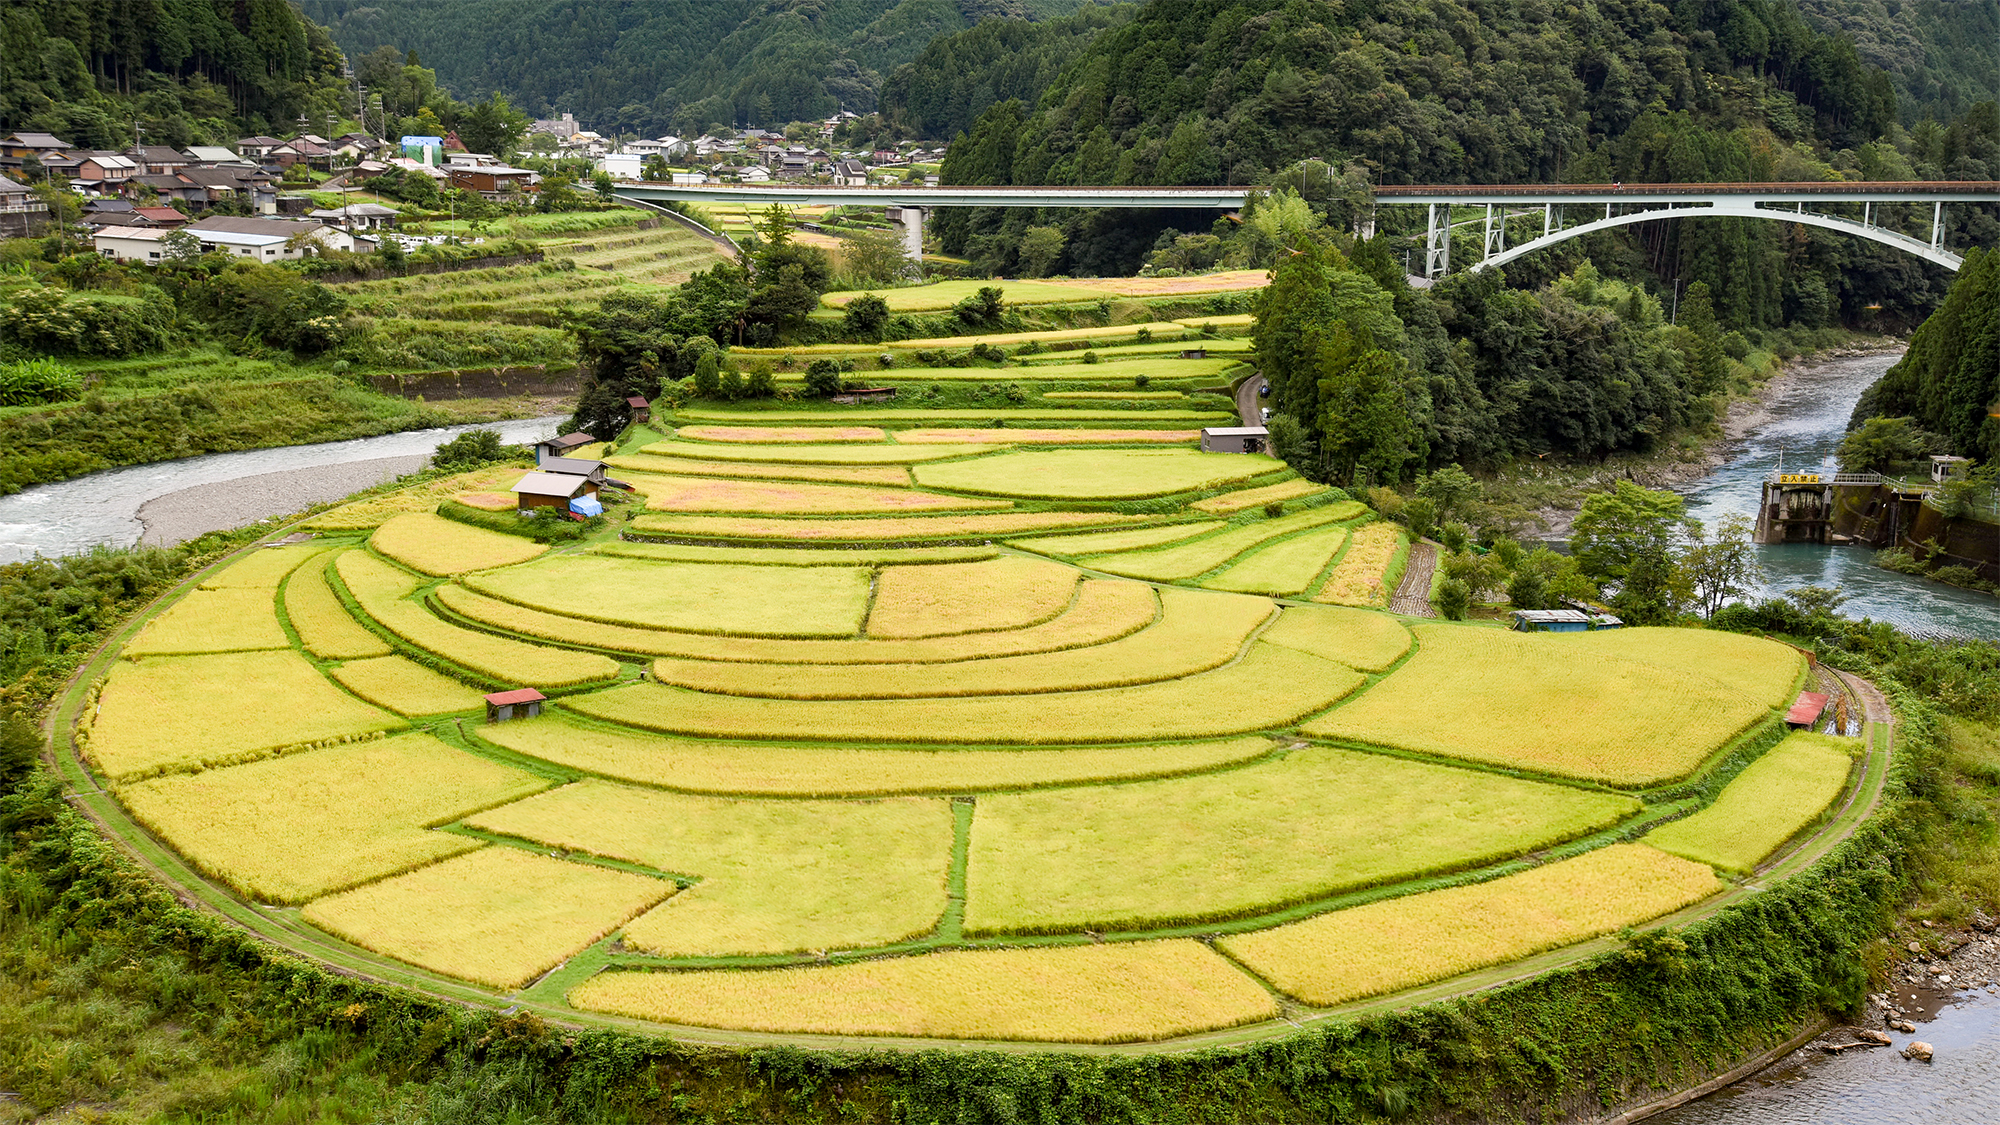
xmin=615 ymin=180 xmax=1999 ymax=274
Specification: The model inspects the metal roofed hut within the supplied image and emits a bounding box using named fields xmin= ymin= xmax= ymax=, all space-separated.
xmin=484 ymin=688 xmax=545 ymax=722
xmin=1201 ymin=426 xmax=1269 ymax=453
xmin=512 ymin=471 xmax=599 ymax=515
xmin=532 ymin=432 xmax=596 ymax=466
xmin=1509 ymin=608 xmax=1592 ymax=633
xmin=626 ymin=395 xmax=651 ymax=422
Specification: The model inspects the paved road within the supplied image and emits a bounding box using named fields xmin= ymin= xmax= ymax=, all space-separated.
xmin=1235 ymin=375 xmax=1267 ymax=426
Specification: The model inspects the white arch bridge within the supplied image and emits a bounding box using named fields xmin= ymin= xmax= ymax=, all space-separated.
xmin=612 ymin=180 xmax=1999 ymax=273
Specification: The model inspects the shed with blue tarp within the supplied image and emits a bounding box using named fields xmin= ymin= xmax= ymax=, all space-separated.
xmin=1510 ymin=609 xmax=1591 ymax=633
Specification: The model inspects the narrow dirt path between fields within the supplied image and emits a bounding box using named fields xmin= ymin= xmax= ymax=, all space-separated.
xmin=1390 ymin=540 xmax=1437 ymax=617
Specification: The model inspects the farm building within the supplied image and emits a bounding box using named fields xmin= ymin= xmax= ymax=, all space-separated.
xmin=1201 ymin=426 xmax=1268 ymax=454
xmin=1510 ymin=609 xmax=1591 ymax=633
xmin=536 ymin=457 xmax=624 ymax=489
xmin=1785 ymin=691 xmax=1830 ymax=730
xmin=533 ymin=433 xmax=596 ymax=465
xmin=512 ymin=471 xmax=601 ymax=516
xmin=484 ymin=688 xmax=545 ymax=723
xmin=626 ymin=395 xmax=651 ymax=422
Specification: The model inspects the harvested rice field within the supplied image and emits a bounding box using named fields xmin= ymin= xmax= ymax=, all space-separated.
xmin=89 ymin=437 xmax=1876 ymax=1046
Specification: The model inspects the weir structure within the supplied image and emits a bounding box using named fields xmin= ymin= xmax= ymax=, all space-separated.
xmin=613 ymin=180 xmax=1999 ymax=272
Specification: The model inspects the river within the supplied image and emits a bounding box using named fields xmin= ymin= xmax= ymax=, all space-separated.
xmin=1679 ymin=351 xmax=2000 ymax=639
xmin=0 ymin=416 xmax=562 ymax=565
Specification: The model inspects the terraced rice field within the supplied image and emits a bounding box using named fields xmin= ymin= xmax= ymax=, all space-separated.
xmin=912 ymin=449 xmax=1280 ymax=500
xmin=90 ymin=436 xmax=1854 ymax=1045
xmin=1644 ymin=733 xmax=1855 ymax=871
xmin=1303 ymin=625 xmax=1805 ymax=785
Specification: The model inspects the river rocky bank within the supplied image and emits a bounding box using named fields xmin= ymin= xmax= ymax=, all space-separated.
xmin=1507 ymin=339 xmax=1907 ymax=540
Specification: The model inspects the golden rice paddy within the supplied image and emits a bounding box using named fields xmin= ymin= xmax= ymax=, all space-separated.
xmin=116 ymin=733 xmax=547 ymax=903
xmin=1644 ymin=733 xmax=1856 ymax=872
xmin=93 ymin=434 xmax=1842 ymax=1044
xmin=477 ymin=714 xmax=1275 ymax=796
xmin=467 ymin=780 xmax=952 ymax=957
xmin=570 ymin=941 xmax=1279 ymax=1043
xmin=1219 ymin=844 xmax=1721 ymax=1006
xmin=303 ymin=847 xmax=674 ymax=989
xmin=1303 ymin=625 xmax=1803 ymax=785
xmin=370 ymin=511 xmax=548 ymax=576
xmin=90 ymin=650 xmax=402 ymax=780
xmin=283 ymin=553 xmax=393 ymax=660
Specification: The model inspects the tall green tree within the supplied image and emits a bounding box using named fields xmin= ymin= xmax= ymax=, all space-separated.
xmin=1570 ymin=481 xmax=1696 ymax=587
xmin=1317 ymin=325 xmax=1418 ymax=487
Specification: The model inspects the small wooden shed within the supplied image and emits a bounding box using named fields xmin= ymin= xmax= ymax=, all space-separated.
xmin=1181 ymin=348 xmax=1208 ymax=359
xmin=626 ymin=395 xmax=651 ymax=423
xmin=532 ymin=432 xmax=596 ymax=466
xmin=1785 ymin=690 xmax=1830 ymax=730
xmin=511 ymin=471 xmax=598 ymax=513
xmin=537 ymin=457 xmax=611 ymax=486
xmin=1201 ymin=426 xmax=1268 ymax=454
xmin=484 ymin=687 xmax=545 ymax=723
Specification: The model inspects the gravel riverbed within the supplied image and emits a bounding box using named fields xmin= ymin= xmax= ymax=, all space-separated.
xmin=136 ymin=454 xmax=430 ymax=546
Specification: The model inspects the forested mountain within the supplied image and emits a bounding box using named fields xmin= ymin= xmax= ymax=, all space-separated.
xmin=879 ymin=3 xmax=1133 ymax=139
xmin=0 ymin=0 xmax=351 ymax=147
xmin=935 ymin=0 xmax=2000 ymax=324
xmin=299 ymin=0 xmax=1093 ymax=138
xmin=1851 ymin=247 xmax=2000 ymax=462
xmin=1799 ymin=0 xmax=2000 ymax=124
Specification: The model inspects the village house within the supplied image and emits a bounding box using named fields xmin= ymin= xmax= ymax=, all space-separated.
xmin=236 ymin=136 xmax=288 ymax=160
xmin=528 ymin=112 xmax=578 ymax=141
xmin=735 ymin=164 xmax=771 ymax=183
xmin=307 ymin=202 xmax=400 ymax=231
xmin=0 ymin=174 xmax=48 ymax=236
xmin=182 ymin=144 xmax=245 ymax=165
xmin=831 ymin=159 xmax=868 ymax=186
xmin=130 ymin=146 xmax=190 ymax=175
xmin=72 ymin=153 xmax=138 ymax=191
xmin=1 ymin=132 xmax=72 ymax=175
xmin=444 ymin=161 xmax=541 ymax=199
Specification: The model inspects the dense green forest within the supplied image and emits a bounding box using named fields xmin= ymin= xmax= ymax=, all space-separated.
xmin=1851 ymin=246 xmax=2000 ymax=461
xmin=300 ymin=0 xmax=1093 ymax=138
xmin=879 ymin=2 xmax=1133 ymax=139
xmin=1800 ymin=0 xmax=2000 ymax=124
xmin=0 ymin=0 xmax=351 ymax=147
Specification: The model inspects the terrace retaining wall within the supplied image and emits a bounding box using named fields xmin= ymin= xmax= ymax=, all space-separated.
xmin=317 ymin=250 xmax=547 ymax=284
xmin=365 ymin=364 xmax=581 ymax=400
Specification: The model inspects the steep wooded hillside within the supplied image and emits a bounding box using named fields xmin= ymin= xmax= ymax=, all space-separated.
xmin=0 ymin=0 xmax=350 ymax=146
xmin=299 ymin=0 xmax=1091 ymax=137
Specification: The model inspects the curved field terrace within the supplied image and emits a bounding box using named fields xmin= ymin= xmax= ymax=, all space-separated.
xmin=65 ymin=411 xmax=1881 ymax=1049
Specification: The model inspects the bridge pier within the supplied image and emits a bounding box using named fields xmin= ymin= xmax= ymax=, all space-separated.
xmin=887 ymin=205 xmax=924 ymax=264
